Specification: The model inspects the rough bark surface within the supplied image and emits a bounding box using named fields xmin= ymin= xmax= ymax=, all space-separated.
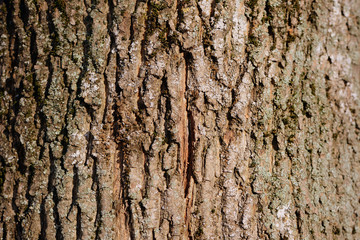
xmin=0 ymin=0 xmax=359 ymax=239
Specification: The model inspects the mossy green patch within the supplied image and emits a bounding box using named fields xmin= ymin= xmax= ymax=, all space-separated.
xmin=246 ymin=0 xmax=258 ymax=10
xmin=194 ymin=226 xmax=204 ymax=238
xmin=54 ymin=0 xmax=66 ymax=13
xmin=248 ymin=35 xmax=260 ymax=47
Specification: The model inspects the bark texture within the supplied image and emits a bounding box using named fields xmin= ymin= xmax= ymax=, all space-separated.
xmin=0 ymin=0 xmax=360 ymax=239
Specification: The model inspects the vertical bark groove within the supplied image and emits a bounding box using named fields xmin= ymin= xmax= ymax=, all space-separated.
xmin=0 ymin=0 xmax=359 ymax=239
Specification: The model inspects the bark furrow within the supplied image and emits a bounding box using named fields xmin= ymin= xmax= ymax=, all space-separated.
xmin=0 ymin=0 xmax=359 ymax=239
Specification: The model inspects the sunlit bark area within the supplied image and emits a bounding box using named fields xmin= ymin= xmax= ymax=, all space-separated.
xmin=0 ymin=0 xmax=359 ymax=239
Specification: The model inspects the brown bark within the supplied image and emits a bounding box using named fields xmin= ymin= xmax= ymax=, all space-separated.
xmin=0 ymin=0 xmax=359 ymax=239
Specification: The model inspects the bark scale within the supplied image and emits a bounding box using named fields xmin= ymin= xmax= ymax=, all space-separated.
xmin=0 ymin=0 xmax=359 ymax=239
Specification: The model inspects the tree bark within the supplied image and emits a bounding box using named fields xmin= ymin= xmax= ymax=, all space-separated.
xmin=0 ymin=0 xmax=359 ymax=239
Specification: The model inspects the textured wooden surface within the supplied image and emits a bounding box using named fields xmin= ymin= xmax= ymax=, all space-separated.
xmin=0 ymin=0 xmax=359 ymax=239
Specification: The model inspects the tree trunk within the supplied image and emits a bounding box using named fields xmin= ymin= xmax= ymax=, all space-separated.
xmin=0 ymin=0 xmax=359 ymax=239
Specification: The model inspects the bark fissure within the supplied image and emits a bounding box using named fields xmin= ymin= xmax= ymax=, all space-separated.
xmin=48 ymin=149 xmax=64 ymax=240
xmin=92 ymin=154 xmax=102 ymax=239
xmin=76 ymin=205 xmax=82 ymax=240
xmin=39 ymin=198 xmax=47 ymax=240
xmin=0 ymin=0 xmax=359 ymax=238
xmin=12 ymin=181 xmax=24 ymax=240
xmin=1 ymin=212 xmax=7 ymax=240
xmin=184 ymin=110 xmax=194 ymax=197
